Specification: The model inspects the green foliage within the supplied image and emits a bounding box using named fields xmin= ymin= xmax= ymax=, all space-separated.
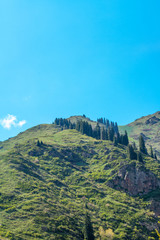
xmin=127 ymin=144 xmax=137 ymax=160
xmin=139 ymin=135 xmax=147 ymax=154
xmin=119 ymin=111 xmax=160 ymax=159
xmin=0 ymin=121 xmax=159 ymax=239
xmin=84 ymin=211 xmax=94 ymax=240
xmin=137 ymin=152 xmax=144 ymax=163
xmin=150 ymin=145 xmax=154 ymax=158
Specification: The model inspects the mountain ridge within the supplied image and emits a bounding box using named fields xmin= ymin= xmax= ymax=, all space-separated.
xmin=119 ymin=111 xmax=160 ymax=158
xmin=0 ymin=113 xmax=160 ymax=239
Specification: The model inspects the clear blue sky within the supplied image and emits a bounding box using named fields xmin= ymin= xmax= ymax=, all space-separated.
xmin=0 ymin=0 xmax=160 ymax=141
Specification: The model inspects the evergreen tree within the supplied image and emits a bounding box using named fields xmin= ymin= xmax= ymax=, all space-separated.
xmin=127 ymin=144 xmax=137 ymax=160
xmin=101 ymin=127 xmax=106 ymax=140
xmin=84 ymin=212 xmax=94 ymax=240
xmin=150 ymin=145 xmax=154 ymax=158
xmin=123 ymin=131 xmax=129 ymax=146
xmin=139 ymin=135 xmax=147 ymax=154
xmin=76 ymin=121 xmax=81 ymax=131
xmin=137 ymin=152 xmax=144 ymax=163
xmin=80 ymin=121 xmax=84 ymax=134
xmin=95 ymin=124 xmax=100 ymax=140
xmin=108 ymin=127 xmax=114 ymax=141
xmin=88 ymin=124 xmax=93 ymax=137
xmin=106 ymin=119 xmax=110 ymax=128
xmin=54 ymin=118 xmax=58 ymax=125
xmin=105 ymin=129 xmax=108 ymax=140
xmin=69 ymin=122 xmax=73 ymax=129
xmin=115 ymin=122 xmax=119 ymax=133
xmin=133 ymin=142 xmax=137 ymax=150
xmin=154 ymin=153 xmax=157 ymax=160
xmin=37 ymin=140 xmax=41 ymax=147
xmin=113 ymin=136 xmax=118 ymax=146
xmin=116 ymin=131 xmax=120 ymax=144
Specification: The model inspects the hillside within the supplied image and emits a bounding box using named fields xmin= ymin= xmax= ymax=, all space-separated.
xmin=0 ymin=119 xmax=160 ymax=239
xmin=119 ymin=111 xmax=160 ymax=157
xmin=68 ymin=116 xmax=106 ymax=129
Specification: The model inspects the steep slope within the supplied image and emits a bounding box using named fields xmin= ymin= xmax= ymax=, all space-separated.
xmin=120 ymin=111 xmax=160 ymax=157
xmin=0 ymin=124 xmax=160 ymax=239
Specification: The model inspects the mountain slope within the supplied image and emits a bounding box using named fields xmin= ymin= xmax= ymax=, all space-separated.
xmin=119 ymin=111 xmax=160 ymax=157
xmin=0 ymin=123 xmax=160 ymax=239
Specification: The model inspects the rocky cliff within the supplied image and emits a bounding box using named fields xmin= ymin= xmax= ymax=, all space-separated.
xmin=108 ymin=162 xmax=160 ymax=196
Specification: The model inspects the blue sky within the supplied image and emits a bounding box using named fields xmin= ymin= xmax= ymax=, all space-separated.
xmin=0 ymin=0 xmax=160 ymax=141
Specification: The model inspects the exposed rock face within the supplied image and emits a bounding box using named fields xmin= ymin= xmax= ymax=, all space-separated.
xmin=145 ymin=116 xmax=160 ymax=125
xmin=108 ymin=163 xmax=160 ymax=196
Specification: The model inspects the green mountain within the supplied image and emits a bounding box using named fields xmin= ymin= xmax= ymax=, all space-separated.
xmin=119 ymin=111 xmax=160 ymax=158
xmin=0 ymin=116 xmax=160 ymax=239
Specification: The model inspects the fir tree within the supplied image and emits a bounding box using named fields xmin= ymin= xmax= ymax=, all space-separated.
xmin=133 ymin=142 xmax=137 ymax=150
xmin=95 ymin=124 xmax=100 ymax=140
xmin=116 ymin=132 xmax=120 ymax=144
xmin=88 ymin=124 xmax=93 ymax=137
xmin=105 ymin=129 xmax=108 ymax=140
xmin=128 ymin=144 xmax=137 ymax=160
xmin=108 ymin=127 xmax=114 ymax=141
xmin=137 ymin=152 xmax=144 ymax=163
xmin=37 ymin=140 xmax=41 ymax=147
xmin=115 ymin=122 xmax=119 ymax=133
xmin=139 ymin=135 xmax=147 ymax=154
xmin=150 ymin=145 xmax=154 ymax=158
xmin=154 ymin=153 xmax=157 ymax=160
xmin=101 ymin=127 xmax=106 ymax=140
xmin=106 ymin=119 xmax=110 ymax=128
xmin=123 ymin=131 xmax=129 ymax=146
xmin=113 ymin=136 xmax=117 ymax=146
xmin=69 ymin=122 xmax=73 ymax=129
xmin=76 ymin=121 xmax=81 ymax=131
xmin=84 ymin=212 xmax=94 ymax=240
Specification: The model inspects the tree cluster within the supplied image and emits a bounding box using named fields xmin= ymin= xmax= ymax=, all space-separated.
xmin=127 ymin=144 xmax=144 ymax=163
xmin=97 ymin=118 xmax=118 ymax=133
xmin=83 ymin=212 xmax=95 ymax=240
xmin=76 ymin=120 xmax=93 ymax=137
xmin=54 ymin=118 xmax=75 ymax=129
xmin=150 ymin=145 xmax=158 ymax=160
xmin=54 ymin=117 xmax=130 ymax=147
xmin=139 ymin=135 xmax=148 ymax=154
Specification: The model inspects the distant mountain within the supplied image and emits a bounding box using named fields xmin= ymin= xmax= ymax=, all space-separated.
xmin=0 ymin=116 xmax=160 ymax=239
xmin=120 ymin=111 xmax=160 ymax=157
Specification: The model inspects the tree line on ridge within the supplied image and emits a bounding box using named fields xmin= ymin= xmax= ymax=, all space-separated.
xmin=53 ymin=116 xmax=158 ymax=163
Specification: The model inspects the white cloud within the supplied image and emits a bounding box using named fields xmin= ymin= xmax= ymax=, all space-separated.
xmin=17 ymin=120 xmax=26 ymax=127
xmin=0 ymin=114 xmax=27 ymax=129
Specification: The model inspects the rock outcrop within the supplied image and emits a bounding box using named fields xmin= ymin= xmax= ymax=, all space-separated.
xmin=145 ymin=116 xmax=160 ymax=125
xmin=108 ymin=162 xmax=160 ymax=196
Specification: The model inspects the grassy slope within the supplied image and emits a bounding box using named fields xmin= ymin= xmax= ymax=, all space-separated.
xmin=68 ymin=116 xmax=106 ymax=129
xmin=0 ymin=124 xmax=160 ymax=239
xmin=119 ymin=111 xmax=160 ymax=157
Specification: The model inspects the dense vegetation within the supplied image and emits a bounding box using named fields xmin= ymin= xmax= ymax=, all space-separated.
xmin=54 ymin=117 xmax=129 ymax=146
xmin=0 ymin=115 xmax=159 ymax=239
xmin=119 ymin=111 xmax=160 ymax=158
